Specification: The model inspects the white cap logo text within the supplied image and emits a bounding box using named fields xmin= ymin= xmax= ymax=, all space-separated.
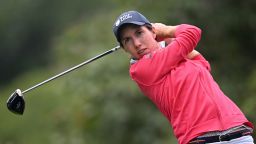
xmin=115 ymin=14 xmax=132 ymax=26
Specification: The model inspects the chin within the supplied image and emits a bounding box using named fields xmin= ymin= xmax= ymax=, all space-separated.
xmin=136 ymin=55 xmax=143 ymax=60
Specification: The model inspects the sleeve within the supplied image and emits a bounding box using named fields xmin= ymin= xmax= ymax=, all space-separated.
xmin=130 ymin=24 xmax=202 ymax=85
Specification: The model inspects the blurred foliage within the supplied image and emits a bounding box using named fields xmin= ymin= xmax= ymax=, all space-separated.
xmin=0 ymin=0 xmax=255 ymax=143
xmin=0 ymin=0 xmax=114 ymax=85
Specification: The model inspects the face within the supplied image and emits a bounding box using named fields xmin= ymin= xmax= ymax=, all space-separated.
xmin=119 ymin=24 xmax=159 ymax=59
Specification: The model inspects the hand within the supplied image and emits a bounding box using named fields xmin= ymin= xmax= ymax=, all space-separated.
xmin=152 ymin=23 xmax=177 ymax=41
xmin=187 ymin=50 xmax=200 ymax=59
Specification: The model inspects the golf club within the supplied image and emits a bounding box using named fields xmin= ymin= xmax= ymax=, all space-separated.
xmin=7 ymin=45 xmax=121 ymax=115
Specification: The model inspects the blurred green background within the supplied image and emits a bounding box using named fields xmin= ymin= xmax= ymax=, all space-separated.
xmin=0 ymin=0 xmax=255 ymax=143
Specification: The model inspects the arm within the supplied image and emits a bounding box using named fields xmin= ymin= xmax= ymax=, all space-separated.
xmin=152 ymin=23 xmax=177 ymax=41
xmin=131 ymin=24 xmax=202 ymax=85
xmin=156 ymin=26 xmax=209 ymax=71
xmin=162 ymin=38 xmax=200 ymax=59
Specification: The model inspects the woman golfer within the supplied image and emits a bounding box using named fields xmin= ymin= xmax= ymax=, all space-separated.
xmin=112 ymin=11 xmax=254 ymax=144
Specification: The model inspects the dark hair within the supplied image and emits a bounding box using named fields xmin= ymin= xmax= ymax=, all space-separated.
xmin=144 ymin=23 xmax=153 ymax=30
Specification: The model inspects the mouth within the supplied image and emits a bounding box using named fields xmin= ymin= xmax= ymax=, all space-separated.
xmin=137 ymin=48 xmax=147 ymax=56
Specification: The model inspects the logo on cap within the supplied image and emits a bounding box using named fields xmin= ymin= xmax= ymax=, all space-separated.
xmin=115 ymin=13 xmax=132 ymax=27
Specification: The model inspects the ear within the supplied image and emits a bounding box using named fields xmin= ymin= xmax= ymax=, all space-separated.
xmin=151 ymin=26 xmax=157 ymax=39
xmin=151 ymin=27 xmax=157 ymax=40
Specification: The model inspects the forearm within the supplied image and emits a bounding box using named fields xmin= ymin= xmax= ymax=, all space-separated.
xmin=153 ymin=23 xmax=201 ymax=46
xmin=152 ymin=23 xmax=177 ymax=41
xmin=164 ymin=39 xmax=200 ymax=59
xmin=160 ymin=25 xmax=201 ymax=59
xmin=161 ymin=25 xmax=177 ymax=38
xmin=154 ymin=23 xmax=202 ymax=59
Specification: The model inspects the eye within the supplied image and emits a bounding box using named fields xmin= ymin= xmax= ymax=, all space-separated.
xmin=135 ymin=29 xmax=143 ymax=36
xmin=122 ymin=37 xmax=131 ymax=45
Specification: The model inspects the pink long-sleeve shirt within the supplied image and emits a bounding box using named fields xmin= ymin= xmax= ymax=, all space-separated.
xmin=129 ymin=24 xmax=253 ymax=144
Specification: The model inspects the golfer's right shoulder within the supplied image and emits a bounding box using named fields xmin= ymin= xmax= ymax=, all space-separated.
xmin=129 ymin=57 xmax=164 ymax=86
xmin=129 ymin=58 xmax=147 ymax=81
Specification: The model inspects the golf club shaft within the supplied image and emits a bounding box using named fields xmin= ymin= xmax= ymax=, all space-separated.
xmin=22 ymin=45 xmax=121 ymax=94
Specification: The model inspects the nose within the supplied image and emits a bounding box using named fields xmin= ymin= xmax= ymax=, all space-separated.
xmin=133 ymin=38 xmax=142 ymax=49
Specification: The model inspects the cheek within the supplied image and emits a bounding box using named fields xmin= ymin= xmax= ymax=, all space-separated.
xmin=124 ymin=46 xmax=136 ymax=55
xmin=144 ymin=32 xmax=156 ymax=42
xmin=144 ymin=35 xmax=157 ymax=46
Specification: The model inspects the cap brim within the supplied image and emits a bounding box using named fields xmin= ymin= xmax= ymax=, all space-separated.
xmin=118 ymin=21 xmax=146 ymax=31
